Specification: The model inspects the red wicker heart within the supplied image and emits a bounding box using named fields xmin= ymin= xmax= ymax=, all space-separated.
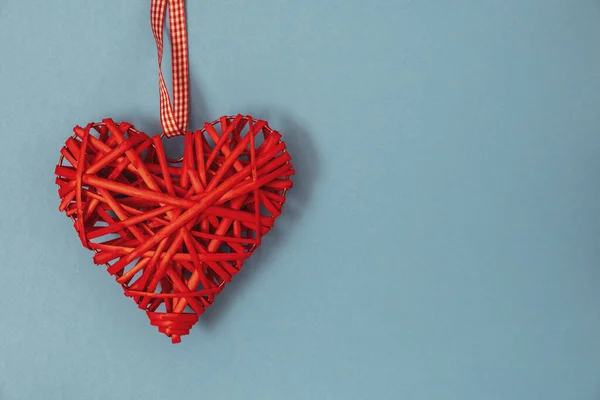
xmin=55 ymin=114 xmax=294 ymax=343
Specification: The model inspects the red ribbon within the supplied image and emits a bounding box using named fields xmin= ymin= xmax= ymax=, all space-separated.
xmin=150 ymin=0 xmax=190 ymax=137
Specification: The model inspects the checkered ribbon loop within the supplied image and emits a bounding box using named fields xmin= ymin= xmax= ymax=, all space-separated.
xmin=151 ymin=0 xmax=189 ymax=137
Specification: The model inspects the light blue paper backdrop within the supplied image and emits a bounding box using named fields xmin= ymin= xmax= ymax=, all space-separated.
xmin=1 ymin=1 xmax=600 ymax=399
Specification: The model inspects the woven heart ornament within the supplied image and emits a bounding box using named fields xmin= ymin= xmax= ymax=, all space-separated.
xmin=54 ymin=0 xmax=294 ymax=343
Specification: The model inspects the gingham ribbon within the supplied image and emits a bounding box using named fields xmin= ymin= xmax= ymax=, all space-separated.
xmin=151 ymin=0 xmax=189 ymax=137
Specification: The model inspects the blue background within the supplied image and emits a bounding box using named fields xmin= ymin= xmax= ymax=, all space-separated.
xmin=1 ymin=0 xmax=600 ymax=399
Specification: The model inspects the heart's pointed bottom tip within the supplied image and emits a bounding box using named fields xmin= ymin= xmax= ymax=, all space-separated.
xmin=147 ymin=311 xmax=199 ymax=344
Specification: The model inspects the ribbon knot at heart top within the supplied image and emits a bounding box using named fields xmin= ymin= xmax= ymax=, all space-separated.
xmin=54 ymin=0 xmax=294 ymax=343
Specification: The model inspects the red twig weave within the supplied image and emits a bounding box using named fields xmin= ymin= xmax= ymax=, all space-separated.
xmin=55 ymin=115 xmax=294 ymax=343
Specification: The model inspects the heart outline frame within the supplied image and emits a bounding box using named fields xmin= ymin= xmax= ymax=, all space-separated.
xmin=55 ymin=114 xmax=294 ymax=342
